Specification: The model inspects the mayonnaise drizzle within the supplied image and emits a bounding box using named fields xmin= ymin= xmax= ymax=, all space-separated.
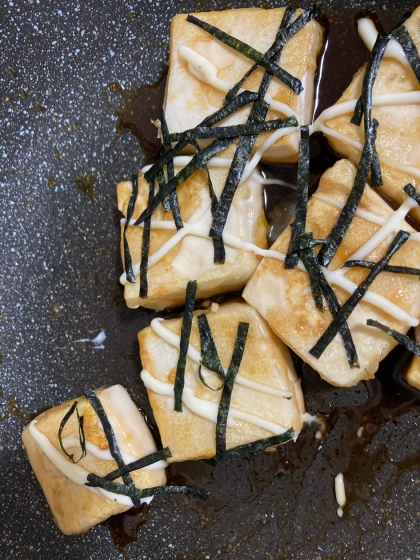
xmin=150 ymin=317 xmax=294 ymax=398
xmin=141 ymin=370 xmax=290 ymax=435
xmin=357 ymin=17 xmax=410 ymax=69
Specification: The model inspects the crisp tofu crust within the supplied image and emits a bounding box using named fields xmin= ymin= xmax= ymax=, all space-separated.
xmin=118 ymin=164 xmax=268 ymax=310
xmin=164 ymin=8 xmax=324 ymax=163
xmin=22 ymin=386 xmax=166 ymax=535
xmin=139 ymin=301 xmax=305 ymax=463
xmin=243 ymin=159 xmax=420 ymax=387
xmin=322 ymin=6 xmax=420 ymax=223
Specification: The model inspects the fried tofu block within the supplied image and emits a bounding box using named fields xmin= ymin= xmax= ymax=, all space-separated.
xmin=243 ymin=159 xmax=420 ymax=387
xmin=164 ymin=8 xmax=324 ymax=163
xmin=118 ymin=162 xmax=268 ymax=311
xmin=321 ymin=7 xmax=420 ymax=223
xmin=22 ymin=385 xmax=167 ymax=535
xmin=138 ymin=301 xmax=305 ymax=463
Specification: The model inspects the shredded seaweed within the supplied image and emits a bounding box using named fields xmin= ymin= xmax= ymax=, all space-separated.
xmin=58 ymin=400 xmax=86 ymax=464
xmin=197 ymin=313 xmax=225 ymax=383
xmin=187 ymin=15 xmax=303 ymax=94
xmin=299 ymin=239 xmax=324 ymax=312
xmin=367 ymin=319 xmax=420 ymax=355
xmin=216 ymin=322 xmax=249 ymax=454
xmin=198 ymin=365 xmax=224 ymax=392
xmin=136 ymin=138 xmax=235 ymax=225
xmin=174 ymin=281 xmax=197 ymax=412
xmin=310 ymin=230 xmax=410 ymax=359
xmin=123 ymin=174 xmax=139 ymax=283
xmin=139 ymin=180 xmax=154 ymax=299
xmin=404 ymin=183 xmax=420 ymax=204
xmin=343 ymin=259 xmax=420 ymax=277
xmin=161 ymin=111 xmax=183 ymax=229
xmin=86 ymin=474 xmax=208 ymax=501
xmin=393 ymin=25 xmax=420 ymax=82
xmin=83 ymin=388 xmax=142 ymax=507
xmin=208 ymin=427 xmax=295 ymax=466
xmin=285 ymin=125 xmax=310 ymax=269
xmin=351 ymin=33 xmax=391 ymax=187
xmin=103 ymin=448 xmax=172 ymax=481
xmin=318 ymin=119 xmax=379 ymax=268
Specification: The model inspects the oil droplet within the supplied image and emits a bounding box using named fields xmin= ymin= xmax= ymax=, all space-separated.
xmin=75 ymin=171 xmax=98 ymax=200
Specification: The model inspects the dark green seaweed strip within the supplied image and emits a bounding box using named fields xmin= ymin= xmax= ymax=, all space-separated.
xmin=58 ymin=401 xmax=86 ymax=464
xmin=393 ymin=25 xmax=420 ymax=82
xmin=86 ymin=474 xmax=208 ymax=501
xmin=343 ymin=260 xmax=420 ymax=277
xmin=216 ymin=322 xmax=249 ymax=454
xmin=198 ymin=365 xmax=224 ymax=391
xmin=174 ymin=281 xmax=197 ymax=412
xmin=156 ymin=168 xmax=170 ymax=212
xmin=310 ymin=230 xmax=410 ymax=359
xmin=285 ymin=125 xmax=310 ymax=269
xmin=318 ymin=119 xmax=378 ymax=268
xmin=197 ymin=313 xmax=225 ymax=381
xmin=123 ymin=174 xmax=139 ymax=283
xmin=223 ymin=5 xmax=297 ymax=105
xmin=144 ymin=92 xmax=257 ymax=183
xmin=167 ymin=117 xmax=298 ymax=142
xmin=136 ymin=138 xmax=235 ymax=225
xmin=367 ymin=319 xmax=420 ymax=355
xmin=103 ymin=448 xmax=172 ymax=481
xmin=224 ymin=2 xmax=322 ymax=105
xmin=83 ymin=388 xmax=141 ymax=508
xmin=187 ymin=15 xmax=303 ymax=94
xmin=139 ymin=180 xmax=154 ymax=299
xmin=300 ymin=240 xmax=324 ymax=312
xmin=318 ymin=269 xmax=359 ymax=367
xmin=351 ymin=34 xmax=390 ymax=187
xmin=404 ymin=183 xmax=420 ymax=204
xmin=161 ymin=111 xmax=183 ymax=230
xmin=208 ymin=427 xmax=295 ymax=466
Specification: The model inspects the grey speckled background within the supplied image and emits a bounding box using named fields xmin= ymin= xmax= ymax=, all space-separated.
xmin=2 ymin=1 xmax=420 ymax=559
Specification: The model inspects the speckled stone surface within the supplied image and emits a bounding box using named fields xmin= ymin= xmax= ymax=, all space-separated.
xmin=2 ymin=1 xmax=420 ymax=559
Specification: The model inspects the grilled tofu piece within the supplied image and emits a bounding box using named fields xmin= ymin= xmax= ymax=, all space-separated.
xmin=243 ymin=159 xmax=420 ymax=387
xmin=320 ymin=7 xmax=420 ymax=223
xmin=22 ymin=385 xmax=166 ymax=534
xmin=139 ymin=301 xmax=305 ymax=463
xmin=118 ymin=161 xmax=268 ymax=310
xmin=164 ymin=7 xmax=324 ymax=163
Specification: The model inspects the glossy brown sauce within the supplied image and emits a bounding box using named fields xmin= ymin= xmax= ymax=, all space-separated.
xmin=103 ymin=7 xmax=420 ymax=551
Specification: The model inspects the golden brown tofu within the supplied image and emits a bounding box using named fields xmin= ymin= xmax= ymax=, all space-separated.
xmin=318 ymin=6 xmax=420 ymax=223
xmin=138 ymin=301 xmax=305 ymax=463
xmin=164 ymin=7 xmax=324 ymax=163
xmin=118 ymin=161 xmax=268 ymax=310
xmin=243 ymin=159 xmax=420 ymax=387
xmin=22 ymin=385 xmax=166 ymax=535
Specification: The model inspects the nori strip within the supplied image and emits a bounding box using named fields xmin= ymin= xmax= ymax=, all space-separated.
xmin=136 ymin=138 xmax=235 ymax=224
xmin=318 ymin=119 xmax=378 ymax=268
xmin=207 ymin=427 xmax=295 ymax=466
xmin=86 ymin=474 xmax=208 ymax=501
xmin=216 ymin=322 xmax=249 ymax=454
xmin=83 ymin=388 xmax=142 ymax=507
xmin=404 ymin=183 xmax=420 ymax=204
xmin=167 ymin=117 xmax=298 ymax=142
xmin=161 ymin=111 xmax=183 ymax=229
xmin=351 ymin=34 xmax=391 ymax=187
xmin=123 ymin=174 xmax=139 ymax=283
xmin=103 ymin=448 xmax=172 ymax=481
xmin=197 ymin=313 xmax=225 ymax=382
xmin=174 ymin=281 xmax=197 ymax=412
xmin=156 ymin=168 xmax=170 ymax=212
xmin=58 ymin=400 xmax=86 ymax=464
xmin=224 ymin=2 xmax=322 ymax=105
xmin=139 ymin=180 xmax=154 ymax=299
xmin=285 ymin=125 xmax=310 ymax=269
xmin=198 ymin=365 xmax=224 ymax=392
xmin=343 ymin=259 xmax=420 ymax=277
xmin=367 ymin=319 xmax=420 ymax=355
xmin=300 ymin=239 xmax=324 ymax=312
xmin=186 ymin=15 xmax=303 ymax=94
xmin=393 ymin=25 xmax=420 ymax=82
xmin=144 ymin=92 xmax=258 ymax=183
xmin=310 ymin=230 xmax=410 ymax=359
